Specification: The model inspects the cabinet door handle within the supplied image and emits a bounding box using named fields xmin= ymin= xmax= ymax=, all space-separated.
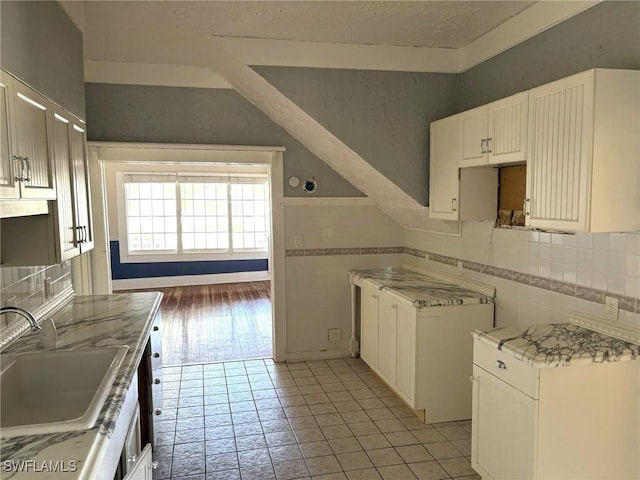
xmin=496 ymin=360 xmax=507 ymax=369
xmin=153 ymin=352 xmax=160 ymax=358
xmin=523 ymin=198 xmax=530 ymax=216
xmin=486 ymin=137 xmax=492 ymax=153
xmin=154 ymin=408 xmax=162 ymax=416
xmin=451 ymin=198 xmax=457 ymax=212
xmin=480 ymin=138 xmax=486 ymax=154
xmin=153 ymin=325 xmax=160 ymax=331
xmin=13 ymin=156 xmax=24 ymax=181
xmin=22 ymin=157 xmax=31 ymax=182
xmin=127 ymin=455 xmax=137 ymax=465
xmin=153 ymin=377 xmax=161 ymax=384
xmin=469 ymin=375 xmax=477 ymax=383
xmin=371 ymin=294 xmax=378 ymax=299
xmin=82 ymin=226 xmax=88 ymax=243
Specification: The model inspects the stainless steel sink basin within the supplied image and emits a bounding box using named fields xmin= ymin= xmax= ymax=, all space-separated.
xmin=0 ymin=346 xmax=128 ymax=437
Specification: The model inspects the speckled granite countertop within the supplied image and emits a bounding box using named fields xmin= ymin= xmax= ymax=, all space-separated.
xmin=350 ymin=267 xmax=494 ymax=308
xmin=473 ymin=323 xmax=640 ymax=368
xmin=0 ymin=292 xmax=162 ymax=479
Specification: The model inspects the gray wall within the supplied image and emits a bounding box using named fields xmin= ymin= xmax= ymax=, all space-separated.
xmin=84 ymin=83 xmax=362 ymax=197
xmin=252 ymin=68 xmax=458 ymax=206
xmin=0 ymin=1 xmax=85 ymax=118
xmin=460 ymin=1 xmax=640 ymax=109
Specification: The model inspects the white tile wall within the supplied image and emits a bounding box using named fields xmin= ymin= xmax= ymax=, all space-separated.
xmin=284 ymin=204 xmax=404 ymax=356
xmin=0 ymin=262 xmax=72 ymax=331
xmin=405 ymin=223 xmax=640 ymax=330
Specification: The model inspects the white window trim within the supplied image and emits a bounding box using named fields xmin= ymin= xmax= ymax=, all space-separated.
xmin=115 ymin=170 xmax=270 ymax=264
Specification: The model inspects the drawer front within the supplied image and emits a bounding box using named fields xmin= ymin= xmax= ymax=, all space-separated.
xmin=473 ymin=339 xmax=539 ymax=399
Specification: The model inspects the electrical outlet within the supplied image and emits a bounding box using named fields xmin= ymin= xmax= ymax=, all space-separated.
xmin=328 ymin=328 xmax=341 ymax=342
xmin=605 ymin=296 xmax=619 ymax=321
xmin=457 ymin=261 xmax=463 ymax=276
xmin=294 ymin=235 xmax=304 ymax=248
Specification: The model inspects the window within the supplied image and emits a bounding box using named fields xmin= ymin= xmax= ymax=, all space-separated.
xmin=118 ymin=171 xmax=270 ymax=262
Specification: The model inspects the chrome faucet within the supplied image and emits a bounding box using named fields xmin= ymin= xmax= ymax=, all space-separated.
xmin=0 ymin=307 xmax=41 ymax=332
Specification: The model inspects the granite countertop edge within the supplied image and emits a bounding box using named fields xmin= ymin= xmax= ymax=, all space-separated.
xmin=472 ymin=325 xmax=640 ymax=368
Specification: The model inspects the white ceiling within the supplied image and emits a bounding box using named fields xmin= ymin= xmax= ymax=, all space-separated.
xmin=73 ymin=1 xmax=598 ymax=85
xmin=80 ymin=1 xmax=535 ymax=50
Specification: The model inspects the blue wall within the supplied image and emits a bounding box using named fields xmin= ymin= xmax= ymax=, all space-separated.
xmin=110 ymin=241 xmax=268 ymax=280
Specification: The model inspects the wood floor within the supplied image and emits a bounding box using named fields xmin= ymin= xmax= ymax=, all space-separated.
xmin=115 ymin=281 xmax=272 ymax=365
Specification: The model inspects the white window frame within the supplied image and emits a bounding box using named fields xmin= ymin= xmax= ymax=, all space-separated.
xmin=115 ymin=169 xmax=271 ymax=264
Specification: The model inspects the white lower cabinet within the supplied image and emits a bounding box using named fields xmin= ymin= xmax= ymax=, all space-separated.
xmin=123 ymin=444 xmax=153 ymax=480
xmin=471 ymin=339 xmax=639 ymax=480
xmin=359 ymin=281 xmax=493 ymax=422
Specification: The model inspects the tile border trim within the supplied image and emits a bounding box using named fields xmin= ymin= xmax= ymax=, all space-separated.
xmin=284 ymin=245 xmax=639 ymax=314
xmin=405 ymin=247 xmax=639 ymax=314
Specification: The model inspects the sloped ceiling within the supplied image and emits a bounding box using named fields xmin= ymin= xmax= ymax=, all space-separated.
xmin=76 ymin=0 xmax=599 ymax=231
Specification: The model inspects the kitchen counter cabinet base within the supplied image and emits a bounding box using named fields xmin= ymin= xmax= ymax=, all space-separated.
xmin=472 ymin=341 xmax=639 ymax=480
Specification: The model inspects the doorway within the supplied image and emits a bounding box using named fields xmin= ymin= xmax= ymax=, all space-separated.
xmin=85 ymin=143 xmax=287 ymax=362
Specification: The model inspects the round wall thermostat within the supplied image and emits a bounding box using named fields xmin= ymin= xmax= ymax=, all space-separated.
xmin=303 ymin=178 xmax=318 ymax=193
xmin=288 ymin=176 xmax=300 ymax=188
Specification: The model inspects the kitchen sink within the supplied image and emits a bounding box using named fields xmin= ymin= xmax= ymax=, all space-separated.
xmin=0 ymin=346 xmax=128 ymax=437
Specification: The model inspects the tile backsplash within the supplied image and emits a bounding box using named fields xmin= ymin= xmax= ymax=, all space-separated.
xmin=0 ymin=262 xmax=72 ymax=330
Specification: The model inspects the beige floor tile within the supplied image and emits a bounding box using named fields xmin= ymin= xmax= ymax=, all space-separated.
xmin=384 ymin=431 xmax=419 ymax=447
xmin=412 ymin=429 xmax=446 ymax=444
xmin=321 ymin=424 xmax=354 ymax=439
xmin=395 ymin=445 xmax=434 ymax=463
xmin=328 ymin=436 xmax=363 ymax=454
xmin=299 ymin=440 xmax=333 ymax=458
xmin=272 ymin=459 xmax=310 ymax=480
xmin=293 ymin=427 xmax=325 ymax=443
xmin=365 ymin=408 xmax=396 ymax=421
xmin=305 ymin=454 xmax=342 ymax=476
xmin=450 ymin=438 xmax=471 ymax=456
xmin=438 ymin=456 xmax=476 ymax=477
xmin=268 ymin=444 xmax=303 ymax=462
xmin=408 ymin=460 xmax=450 ymax=480
xmin=316 ymin=413 xmax=346 ymax=427
xmin=365 ymin=447 xmax=404 ymax=467
xmin=424 ymin=441 xmax=462 ymax=460
xmin=377 ymin=464 xmax=419 ymax=480
xmin=336 ymin=452 xmax=374 ymax=471
xmin=345 ymin=468 xmax=383 ymax=480
xmin=348 ymin=421 xmax=381 ymax=436
xmin=435 ymin=425 xmax=471 ymax=441
xmin=356 ymin=434 xmax=392 ymax=450
xmin=374 ymin=418 xmax=407 ymax=433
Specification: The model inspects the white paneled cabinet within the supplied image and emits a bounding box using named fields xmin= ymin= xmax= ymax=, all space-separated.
xmin=429 ymin=114 xmax=498 ymax=222
xmin=471 ymin=338 xmax=639 ymax=480
xmin=0 ymin=72 xmax=18 ymax=199
xmin=357 ymin=277 xmax=493 ymax=422
xmin=6 ymin=74 xmax=56 ymax=199
xmin=459 ymin=91 xmax=528 ymax=167
xmin=525 ymin=69 xmax=639 ymax=232
xmin=429 ymin=115 xmax=459 ymax=220
xmin=0 ymin=70 xmax=93 ymax=265
xmin=359 ymin=283 xmax=380 ymax=369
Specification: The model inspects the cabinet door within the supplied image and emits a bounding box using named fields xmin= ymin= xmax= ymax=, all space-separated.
xmin=488 ymin=92 xmax=528 ymax=165
xmin=526 ymin=71 xmax=593 ymax=231
xmin=11 ymin=80 xmax=56 ymax=199
xmin=429 ymin=115 xmax=460 ymax=220
xmin=394 ymin=302 xmax=416 ymax=405
xmin=123 ymin=444 xmax=153 ymax=480
xmin=360 ymin=283 xmax=379 ymax=369
xmin=50 ymin=107 xmax=80 ymax=261
xmin=0 ymin=72 xmax=19 ymax=199
xmin=471 ymin=365 xmax=537 ymax=480
xmin=377 ymin=293 xmax=397 ymax=386
xmin=459 ymin=105 xmax=488 ymax=167
xmin=69 ymin=121 xmax=94 ymax=253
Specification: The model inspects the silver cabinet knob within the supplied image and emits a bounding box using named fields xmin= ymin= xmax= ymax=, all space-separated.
xmin=151 ymin=461 xmax=159 ymax=470
xmin=153 ymin=325 xmax=159 ymax=331
xmin=496 ymin=360 xmax=507 ymax=370
xmin=154 ymin=408 xmax=162 ymax=415
xmin=153 ymin=377 xmax=161 ymax=384
xmin=153 ymin=352 xmax=160 ymax=358
xmin=127 ymin=455 xmax=137 ymax=464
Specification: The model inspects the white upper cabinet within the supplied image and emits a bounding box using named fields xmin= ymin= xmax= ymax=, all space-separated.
xmin=429 ymin=115 xmax=460 ymax=220
xmin=9 ymin=76 xmax=56 ymax=200
xmin=459 ymin=91 xmax=528 ymax=167
xmin=525 ymin=69 xmax=639 ymax=232
xmin=0 ymin=72 xmax=19 ymax=199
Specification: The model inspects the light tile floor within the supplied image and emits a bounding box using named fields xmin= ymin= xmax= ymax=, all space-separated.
xmin=153 ymin=357 xmax=480 ymax=480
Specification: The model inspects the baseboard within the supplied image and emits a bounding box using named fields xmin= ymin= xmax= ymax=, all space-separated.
xmin=285 ymin=348 xmax=351 ymax=362
xmin=112 ymin=271 xmax=270 ymax=290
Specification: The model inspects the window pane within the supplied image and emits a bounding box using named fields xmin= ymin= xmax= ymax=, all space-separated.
xmin=124 ymin=181 xmax=177 ymax=253
xmin=180 ymin=182 xmax=230 ymax=251
xmin=229 ymin=182 xmax=270 ymax=252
